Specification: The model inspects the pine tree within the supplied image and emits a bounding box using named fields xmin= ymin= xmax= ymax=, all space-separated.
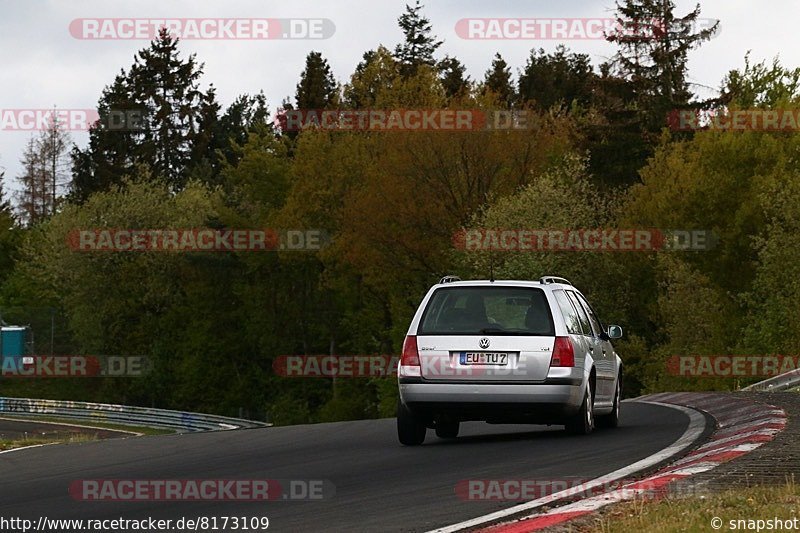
xmin=39 ymin=109 xmax=71 ymax=214
xmin=0 ymin=170 xmax=10 ymax=216
xmin=70 ymin=74 xmax=138 ymax=203
xmin=583 ymin=62 xmax=653 ymax=188
xmin=128 ymin=28 xmax=217 ymax=188
xmin=518 ymin=46 xmax=595 ymax=110
xmin=0 ymin=170 xmax=17 ymax=285
xmin=394 ymin=1 xmax=443 ymax=77
xmin=439 ymin=55 xmax=470 ymax=99
xmin=483 ymin=53 xmax=516 ymax=108
xmin=296 ymin=52 xmax=338 ymax=109
xmin=15 ymin=137 xmax=49 ymax=226
xmin=71 ymin=28 xmax=218 ymax=201
xmin=343 ymin=46 xmax=400 ymax=108
xmin=607 ymin=0 xmax=718 ymax=133
xmin=9 ymin=114 xmax=72 ymax=223
xmin=211 ymin=93 xmax=271 ymax=173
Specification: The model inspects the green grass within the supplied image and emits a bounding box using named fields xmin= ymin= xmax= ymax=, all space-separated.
xmin=0 ymin=433 xmax=96 ymax=451
xmin=586 ymin=482 xmax=800 ymax=532
xmin=0 ymin=414 xmax=175 ymax=436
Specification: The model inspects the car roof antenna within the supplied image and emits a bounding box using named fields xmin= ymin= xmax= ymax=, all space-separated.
xmin=489 ymin=253 xmax=495 ymax=283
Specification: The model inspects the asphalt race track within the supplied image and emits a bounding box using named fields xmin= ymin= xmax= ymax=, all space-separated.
xmin=0 ymin=402 xmax=690 ymax=532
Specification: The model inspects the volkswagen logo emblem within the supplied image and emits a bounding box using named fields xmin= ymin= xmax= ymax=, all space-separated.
xmin=479 ymin=338 xmax=490 ymax=349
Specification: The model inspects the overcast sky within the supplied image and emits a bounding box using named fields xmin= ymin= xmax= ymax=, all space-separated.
xmin=0 ymin=0 xmax=794 ymax=195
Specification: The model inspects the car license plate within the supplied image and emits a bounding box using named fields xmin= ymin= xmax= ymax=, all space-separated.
xmin=460 ymin=352 xmax=508 ymax=365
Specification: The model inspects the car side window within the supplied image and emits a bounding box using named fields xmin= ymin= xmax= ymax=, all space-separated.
xmin=566 ymin=291 xmax=592 ymax=336
xmin=575 ymin=293 xmax=603 ymax=337
xmin=553 ymin=290 xmax=582 ymax=335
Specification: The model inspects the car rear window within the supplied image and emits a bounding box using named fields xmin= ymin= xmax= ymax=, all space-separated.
xmin=418 ymin=286 xmax=555 ymax=336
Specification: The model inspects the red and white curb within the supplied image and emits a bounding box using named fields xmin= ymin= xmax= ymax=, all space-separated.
xmin=429 ymin=393 xmax=786 ymax=533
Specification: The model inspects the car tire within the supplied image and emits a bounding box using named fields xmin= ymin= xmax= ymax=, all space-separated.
xmin=597 ymin=376 xmax=621 ymax=429
xmin=397 ymin=400 xmax=426 ymax=446
xmin=435 ymin=418 xmax=459 ymax=439
xmin=565 ymin=380 xmax=594 ymax=435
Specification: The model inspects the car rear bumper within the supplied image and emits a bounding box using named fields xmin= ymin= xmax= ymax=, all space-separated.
xmin=398 ymin=378 xmax=585 ymax=423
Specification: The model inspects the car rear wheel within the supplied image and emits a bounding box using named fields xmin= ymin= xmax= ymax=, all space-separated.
xmin=435 ymin=417 xmax=459 ymax=439
xmin=597 ymin=376 xmax=621 ymax=429
xmin=565 ymin=381 xmax=594 ymax=435
xmin=397 ymin=400 xmax=426 ymax=446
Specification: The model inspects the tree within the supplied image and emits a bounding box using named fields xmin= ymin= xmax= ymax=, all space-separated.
xmin=455 ymin=153 xmax=629 ymax=343
xmin=482 ymin=53 xmax=516 ymax=108
xmin=438 ymin=55 xmax=470 ymax=100
xmin=71 ymin=29 xmax=218 ymax=201
xmin=12 ymin=113 xmax=72 ymax=225
xmin=0 ymin=170 xmax=18 ymax=285
xmin=394 ymin=1 xmax=442 ymax=77
xmin=0 ymin=171 xmax=9 ymax=214
xmin=192 ymin=93 xmax=272 ymax=186
xmin=217 ymin=94 xmax=270 ymax=161
xmin=518 ymin=46 xmax=595 ymax=110
xmin=343 ymin=46 xmax=400 ymax=108
xmin=70 ymin=74 xmax=139 ymax=203
xmin=220 ymin=127 xmax=290 ymax=221
xmin=39 ymin=110 xmax=72 ymax=214
xmin=618 ymin=129 xmax=800 ymax=391
xmin=128 ymin=29 xmax=217 ymax=188
xmin=722 ymin=54 xmax=800 ymax=108
xmin=295 ymin=52 xmax=338 ymax=110
xmin=580 ymin=62 xmax=652 ymax=188
xmin=744 ymin=171 xmax=800 ymax=355
xmin=15 ymin=137 xmax=49 ymax=225
xmin=606 ymin=0 xmax=719 ymax=134
xmin=14 ymin=176 xmax=239 ymax=410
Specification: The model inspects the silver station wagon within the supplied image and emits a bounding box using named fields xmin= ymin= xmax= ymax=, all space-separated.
xmin=397 ymin=276 xmax=623 ymax=445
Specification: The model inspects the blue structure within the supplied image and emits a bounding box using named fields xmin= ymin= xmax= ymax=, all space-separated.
xmin=1 ymin=326 xmax=27 ymax=357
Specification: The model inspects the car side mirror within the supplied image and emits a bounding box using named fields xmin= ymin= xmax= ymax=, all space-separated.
xmin=607 ymin=325 xmax=623 ymax=339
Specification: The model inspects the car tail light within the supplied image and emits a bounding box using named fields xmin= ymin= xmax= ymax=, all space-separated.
xmin=399 ymin=335 xmax=421 ymax=378
xmin=401 ymin=335 xmax=420 ymax=366
xmin=550 ymin=336 xmax=575 ymax=367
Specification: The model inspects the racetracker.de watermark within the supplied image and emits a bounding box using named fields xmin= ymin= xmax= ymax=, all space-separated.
xmin=69 ymin=479 xmax=333 ymax=501
xmin=667 ymin=355 xmax=800 ymax=377
xmin=453 ymin=229 xmax=716 ymax=252
xmin=276 ymin=109 xmax=541 ymax=132
xmin=273 ymin=356 xmax=400 ymax=377
xmin=668 ymin=109 xmax=800 ymax=132
xmin=0 ymin=108 xmax=150 ymax=132
xmin=455 ymin=17 xmax=719 ymax=40
xmin=1 ymin=355 xmax=150 ymax=378
xmin=69 ymin=18 xmax=335 ymax=40
xmin=67 ymin=229 xmax=329 ymax=252
xmin=274 ymin=355 xmax=537 ymax=378
xmin=455 ymin=478 xmax=706 ymax=501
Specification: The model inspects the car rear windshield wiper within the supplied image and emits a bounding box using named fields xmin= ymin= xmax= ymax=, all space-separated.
xmin=479 ymin=327 xmax=506 ymax=334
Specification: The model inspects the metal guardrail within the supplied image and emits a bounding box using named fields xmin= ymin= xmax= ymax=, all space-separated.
xmin=0 ymin=397 xmax=271 ymax=432
xmin=741 ymin=369 xmax=800 ymax=392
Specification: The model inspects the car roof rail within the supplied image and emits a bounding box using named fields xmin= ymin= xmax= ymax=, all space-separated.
xmin=439 ymin=275 xmax=462 ymax=284
xmin=540 ymin=276 xmax=572 ymax=286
